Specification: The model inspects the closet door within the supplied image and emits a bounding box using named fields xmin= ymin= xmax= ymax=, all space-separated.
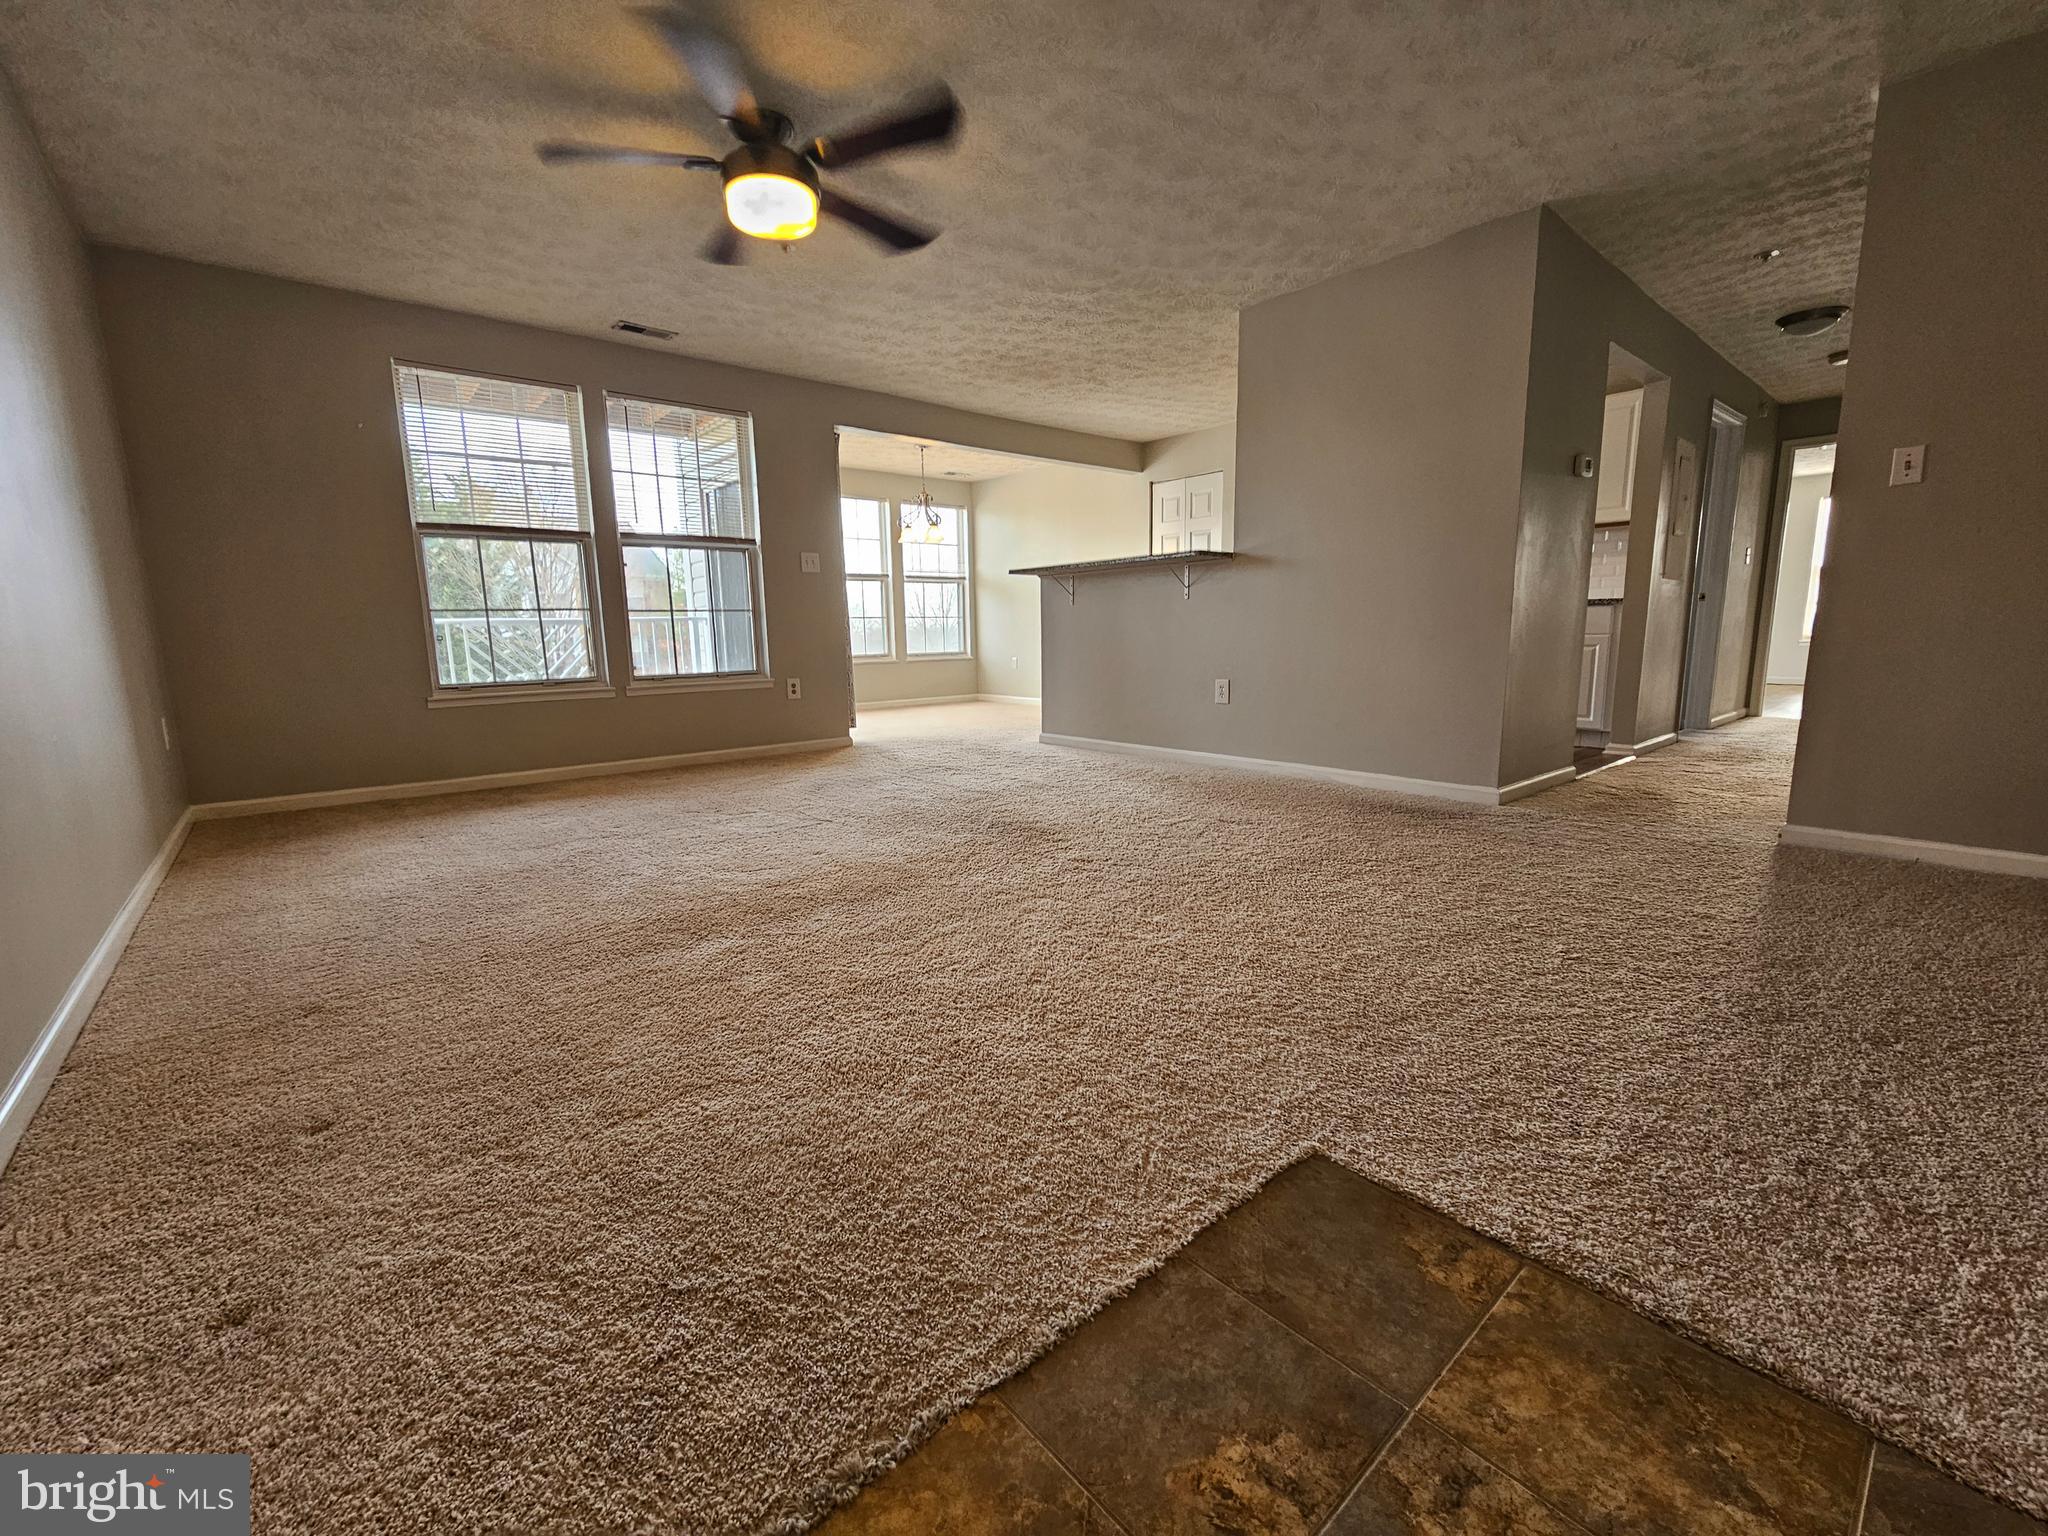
xmin=1182 ymin=472 xmax=1224 ymax=551
xmin=1150 ymin=478 xmax=1187 ymax=552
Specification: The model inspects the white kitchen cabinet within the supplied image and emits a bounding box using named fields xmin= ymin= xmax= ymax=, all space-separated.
xmin=1577 ymin=603 xmax=1619 ymax=733
xmin=1595 ymin=389 xmax=1642 ymax=526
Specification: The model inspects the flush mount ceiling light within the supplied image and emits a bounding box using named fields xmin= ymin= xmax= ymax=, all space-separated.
xmin=1753 ymin=246 xmax=1784 ymax=264
xmin=720 ymin=148 xmax=819 ymax=241
xmin=1828 ymin=350 xmax=1850 ymax=367
xmin=535 ymin=5 xmax=959 ymax=263
xmin=1776 ymin=304 xmax=1851 ymax=337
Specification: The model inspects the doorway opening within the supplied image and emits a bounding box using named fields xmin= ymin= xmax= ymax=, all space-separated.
xmin=1752 ymin=437 xmax=1836 ymax=724
xmin=1571 ymin=345 xmax=1667 ymax=778
xmin=835 ymin=428 xmax=1143 ymax=724
xmin=1676 ymin=400 xmax=1749 ymax=731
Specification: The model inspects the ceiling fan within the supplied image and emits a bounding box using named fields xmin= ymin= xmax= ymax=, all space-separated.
xmin=537 ymin=5 xmax=961 ymax=264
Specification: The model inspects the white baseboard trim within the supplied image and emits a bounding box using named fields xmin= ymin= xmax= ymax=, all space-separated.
xmin=1 ymin=808 xmax=195 ymax=1175
xmin=853 ymin=694 xmax=981 ymax=711
xmin=1779 ymin=824 xmax=2048 ymax=879
xmin=1710 ymin=708 xmax=1748 ymax=727
xmin=191 ymin=736 xmax=852 ymax=820
xmin=1497 ymin=765 xmax=1579 ymax=804
xmin=1616 ymin=731 xmax=1679 ymax=753
xmin=976 ymin=693 xmax=1041 ymax=706
xmin=1039 ymin=732 xmax=1507 ymax=806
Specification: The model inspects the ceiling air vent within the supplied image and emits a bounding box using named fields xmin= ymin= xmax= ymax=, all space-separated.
xmin=611 ymin=320 xmax=678 ymax=340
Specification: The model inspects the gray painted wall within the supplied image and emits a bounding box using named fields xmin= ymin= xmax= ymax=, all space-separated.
xmin=1041 ymin=212 xmax=1541 ymax=792
xmin=1776 ymin=397 xmax=1841 ymax=444
xmin=91 ymin=251 xmax=1139 ymax=803
xmin=1789 ymin=32 xmax=2048 ymax=855
xmin=1 ymin=76 xmax=185 ymax=1089
xmin=1506 ymin=210 xmax=1777 ymax=779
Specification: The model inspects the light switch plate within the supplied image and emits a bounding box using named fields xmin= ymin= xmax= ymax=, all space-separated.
xmin=800 ymin=551 xmax=821 ymax=573
xmin=1890 ymin=445 xmax=1925 ymax=486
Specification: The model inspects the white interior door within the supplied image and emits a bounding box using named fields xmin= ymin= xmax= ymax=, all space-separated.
xmin=1182 ymin=472 xmax=1224 ymax=551
xmin=1679 ymin=402 xmax=1748 ymax=730
xmin=1150 ymin=478 xmax=1187 ymax=553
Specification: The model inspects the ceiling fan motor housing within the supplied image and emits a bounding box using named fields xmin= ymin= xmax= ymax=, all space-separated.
xmin=720 ymin=139 xmax=820 ymax=195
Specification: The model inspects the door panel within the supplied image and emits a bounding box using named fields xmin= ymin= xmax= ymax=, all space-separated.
xmin=1150 ymin=478 xmax=1185 ymax=553
xmin=1181 ymin=471 xmax=1224 ymax=550
xmin=1679 ymin=402 xmax=1747 ymax=730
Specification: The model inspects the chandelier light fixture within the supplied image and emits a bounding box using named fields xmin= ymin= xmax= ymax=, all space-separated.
xmin=901 ymin=445 xmax=946 ymax=543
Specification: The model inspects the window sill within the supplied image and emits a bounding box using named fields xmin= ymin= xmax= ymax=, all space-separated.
xmin=851 ymin=655 xmax=898 ymax=666
xmin=625 ymin=673 xmax=776 ymax=696
xmin=904 ymin=653 xmax=972 ymax=663
xmin=427 ymin=681 xmax=617 ymax=709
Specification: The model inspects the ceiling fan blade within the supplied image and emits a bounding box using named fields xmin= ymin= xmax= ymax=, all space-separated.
xmin=819 ymin=189 xmax=937 ymax=253
xmin=702 ymin=223 xmax=744 ymax=265
xmin=536 ymin=140 xmax=721 ymax=169
xmin=637 ymin=4 xmax=761 ymax=129
xmin=809 ymin=88 xmax=960 ymax=169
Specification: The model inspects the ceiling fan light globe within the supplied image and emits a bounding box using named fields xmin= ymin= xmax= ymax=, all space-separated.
xmin=724 ymin=173 xmax=818 ymax=240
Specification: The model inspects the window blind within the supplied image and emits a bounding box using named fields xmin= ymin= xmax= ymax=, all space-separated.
xmin=607 ymin=396 xmax=756 ymax=540
xmin=394 ymin=363 xmax=591 ymax=533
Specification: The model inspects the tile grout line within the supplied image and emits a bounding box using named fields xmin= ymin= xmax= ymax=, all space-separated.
xmin=1408 ymin=1405 xmax=1601 ymax=1536
xmin=987 ymin=1392 xmax=1136 ymax=1536
xmin=1309 ymin=1260 xmax=1528 ymax=1536
xmin=1848 ymin=1438 xmax=1876 ymax=1536
xmin=1182 ymin=1252 xmax=1413 ymax=1406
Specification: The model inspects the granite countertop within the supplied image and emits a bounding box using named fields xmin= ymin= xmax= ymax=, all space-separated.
xmin=1011 ymin=551 xmax=1234 ymax=578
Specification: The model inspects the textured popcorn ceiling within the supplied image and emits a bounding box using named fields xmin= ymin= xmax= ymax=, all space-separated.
xmin=2 ymin=1 xmax=2045 ymax=439
xmin=837 ymin=429 xmax=1049 ymax=483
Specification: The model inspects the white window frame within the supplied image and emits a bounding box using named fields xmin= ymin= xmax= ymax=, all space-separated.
xmin=841 ymin=496 xmax=894 ymax=663
xmin=605 ymin=391 xmax=771 ymax=694
xmin=392 ymin=360 xmax=611 ymax=707
xmin=899 ymin=500 xmax=972 ymax=661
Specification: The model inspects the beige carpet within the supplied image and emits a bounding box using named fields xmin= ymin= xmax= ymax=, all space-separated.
xmin=2 ymin=704 xmax=2043 ymax=1531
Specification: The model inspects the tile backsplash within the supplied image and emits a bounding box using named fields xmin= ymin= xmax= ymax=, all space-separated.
xmin=1588 ymin=526 xmax=1630 ymax=600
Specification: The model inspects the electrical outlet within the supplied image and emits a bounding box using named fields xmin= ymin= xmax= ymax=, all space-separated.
xmin=1214 ymin=678 xmax=1231 ymax=705
xmin=786 ymin=677 xmax=801 ymax=700
xmin=1890 ymin=444 xmax=1925 ymax=486
xmin=799 ymin=552 xmax=821 ymax=573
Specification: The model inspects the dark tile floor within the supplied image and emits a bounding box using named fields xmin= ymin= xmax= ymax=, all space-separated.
xmin=1571 ymin=746 xmax=1636 ymax=778
xmin=819 ymin=1156 xmax=2044 ymax=1536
